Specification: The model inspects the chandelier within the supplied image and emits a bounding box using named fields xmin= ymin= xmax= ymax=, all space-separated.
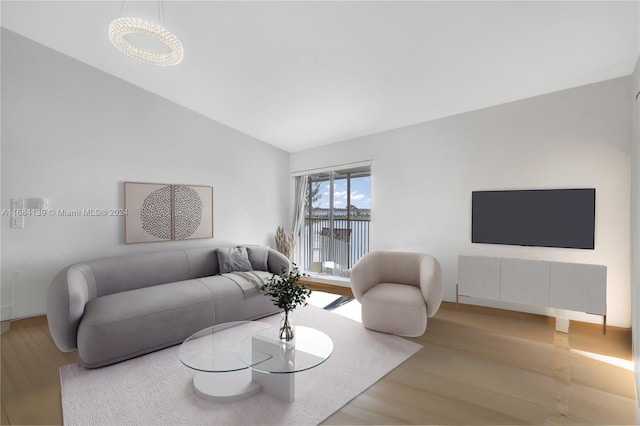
xmin=108 ymin=1 xmax=184 ymax=66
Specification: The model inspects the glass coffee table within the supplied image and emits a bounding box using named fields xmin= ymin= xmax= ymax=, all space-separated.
xmin=179 ymin=321 xmax=333 ymax=402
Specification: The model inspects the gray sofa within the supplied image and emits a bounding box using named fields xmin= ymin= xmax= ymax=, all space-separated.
xmin=46 ymin=246 xmax=289 ymax=368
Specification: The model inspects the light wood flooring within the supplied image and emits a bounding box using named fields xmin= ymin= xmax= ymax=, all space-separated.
xmin=1 ymin=301 xmax=636 ymax=425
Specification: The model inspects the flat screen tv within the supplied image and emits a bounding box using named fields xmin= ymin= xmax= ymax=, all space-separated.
xmin=472 ymin=188 xmax=595 ymax=249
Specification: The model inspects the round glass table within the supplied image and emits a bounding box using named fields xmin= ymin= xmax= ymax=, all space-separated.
xmin=179 ymin=321 xmax=333 ymax=402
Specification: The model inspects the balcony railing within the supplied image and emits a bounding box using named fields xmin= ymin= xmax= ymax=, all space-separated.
xmin=302 ymin=217 xmax=370 ymax=277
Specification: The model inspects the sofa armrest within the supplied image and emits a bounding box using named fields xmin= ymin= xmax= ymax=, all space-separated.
xmin=46 ymin=263 xmax=96 ymax=352
xmin=419 ymin=255 xmax=444 ymax=318
xmin=350 ymin=252 xmax=381 ymax=301
xmin=266 ymin=249 xmax=291 ymax=275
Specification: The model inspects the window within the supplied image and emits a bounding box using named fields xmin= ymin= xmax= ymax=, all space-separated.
xmin=300 ymin=164 xmax=371 ymax=278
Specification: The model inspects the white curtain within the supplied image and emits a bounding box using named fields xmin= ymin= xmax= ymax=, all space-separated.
xmin=292 ymin=175 xmax=308 ymax=265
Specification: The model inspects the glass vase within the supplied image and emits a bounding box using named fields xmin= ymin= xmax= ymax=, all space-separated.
xmin=279 ymin=311 xmax=294 ymax=341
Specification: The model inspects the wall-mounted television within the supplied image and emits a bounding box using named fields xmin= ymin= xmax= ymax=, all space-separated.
xmin=471 ymin=188 xmax=595 ymax=249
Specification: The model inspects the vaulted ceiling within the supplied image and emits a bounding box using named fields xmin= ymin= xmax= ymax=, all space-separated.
xmin=2 ymin=1 xmax=638 ymax=152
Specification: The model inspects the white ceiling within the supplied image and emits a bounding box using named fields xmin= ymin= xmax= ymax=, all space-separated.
xmin=2 ymin=1 xmax=639 ymax=153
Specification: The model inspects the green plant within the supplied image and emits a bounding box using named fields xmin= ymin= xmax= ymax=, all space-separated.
xmin=261 ymin=264 xmax=311 ymax=313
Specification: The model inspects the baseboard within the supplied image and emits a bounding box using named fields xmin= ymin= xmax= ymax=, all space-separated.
xmin=2 ymin=314 xmax=47 ymax=330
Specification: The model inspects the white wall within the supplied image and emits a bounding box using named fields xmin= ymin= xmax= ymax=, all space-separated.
xmin=291 ymin=77 xmax=632 ymax=328
xmin=631 ymin=57 xmax=640 ymax=422
xmin=1 ymin=30 xmax=290 ymax=320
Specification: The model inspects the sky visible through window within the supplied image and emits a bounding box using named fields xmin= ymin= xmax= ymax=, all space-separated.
xmin=316 ymin=176 xmax=371 ymax=209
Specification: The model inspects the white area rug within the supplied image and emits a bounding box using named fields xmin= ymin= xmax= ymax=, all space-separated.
xmin=60 ymin=304 xmax=422 ymax=425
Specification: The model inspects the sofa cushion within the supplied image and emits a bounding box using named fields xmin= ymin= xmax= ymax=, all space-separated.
xmin=361 ymin=282 xmax=427 ymax=337
xmin=247 ymin=246 xmax=270 ymax=271
xmin=197 ymin=275 xmax=280 ymax=324
xmin=216 ymin=246 xmax=253 ymax=273
xmin=77 ymin=279 xmax=215 ymax=368
xmin=83 ymin=250 xmax=192 ymax=297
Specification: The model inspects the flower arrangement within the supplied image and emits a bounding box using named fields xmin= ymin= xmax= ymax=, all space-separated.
xmin=261 ymin=264 xmax=311 ymax=341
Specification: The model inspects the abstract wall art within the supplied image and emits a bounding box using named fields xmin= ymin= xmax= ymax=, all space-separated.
xmin=124 ymin=182 xmax=214 ymax=243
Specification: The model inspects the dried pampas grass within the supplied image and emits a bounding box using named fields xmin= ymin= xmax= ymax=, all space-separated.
xmin=275 ymin=226 xmax=296 ymax=260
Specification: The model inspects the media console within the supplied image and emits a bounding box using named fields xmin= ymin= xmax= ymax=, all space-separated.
xmin=457 ymin=255 xmax=607 ymax=334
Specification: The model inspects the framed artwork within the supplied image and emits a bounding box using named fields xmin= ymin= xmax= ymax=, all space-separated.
xmin=124 ymin=182 xmax=214 ymax=244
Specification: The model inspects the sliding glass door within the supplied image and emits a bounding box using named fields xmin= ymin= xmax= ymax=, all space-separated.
xmin=301 ymin=165 xmax=370 ymax=277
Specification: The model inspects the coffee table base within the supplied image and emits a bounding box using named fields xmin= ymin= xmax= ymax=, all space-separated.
xmin=252 ymin=369 xmax=294 ymax=402
xmin=193 ymin=370 xmax=262 ymax=402
xmin=192 ymin=369 xmax=295 ymax=402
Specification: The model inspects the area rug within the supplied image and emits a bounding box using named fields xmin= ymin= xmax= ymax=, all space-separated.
xmin=60 ymin=304 xmax=422 ymax=425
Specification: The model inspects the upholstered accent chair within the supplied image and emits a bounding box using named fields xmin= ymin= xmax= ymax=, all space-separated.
xmin=350 ymin=251 xmax=443 ymax=337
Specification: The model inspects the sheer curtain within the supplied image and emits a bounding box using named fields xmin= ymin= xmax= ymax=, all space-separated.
xmin=291 ymin=175 xmax=308 ymax=265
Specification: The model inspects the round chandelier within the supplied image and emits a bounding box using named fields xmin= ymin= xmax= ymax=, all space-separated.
xmin=108 ymin=17 xmax=184 ymax=66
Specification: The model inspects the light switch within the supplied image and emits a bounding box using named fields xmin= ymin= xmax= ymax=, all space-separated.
xmin=11 ymin=198 xmax=23 ymax=210
xmin=10 ymin=199 xmax=24 ymax=229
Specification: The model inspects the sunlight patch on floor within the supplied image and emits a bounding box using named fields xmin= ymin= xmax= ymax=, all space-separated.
xmin=306 ymin=291 xmax=341 ymax=308
xmin=570 ymin=348 xmax=635 ymax=372
xmin=307 ymin=291 xmax=362 ymax=323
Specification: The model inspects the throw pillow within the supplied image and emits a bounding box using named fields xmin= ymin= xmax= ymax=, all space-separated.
xmin=247 ymin=246 xmax=269 ymax=271
xmin=216 ymin=246 xmax=253 ymax=273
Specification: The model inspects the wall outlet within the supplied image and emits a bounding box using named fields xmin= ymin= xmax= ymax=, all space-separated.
xmin=11 ymin=216 xmax=24 ymax=229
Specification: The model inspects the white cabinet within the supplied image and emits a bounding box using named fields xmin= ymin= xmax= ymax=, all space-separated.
xmin=457 ymin=256 xmax=500 ymax=300
xmin=500 ymin=258 xmax=550 ymax=307
xmin=548 ymin=262 xmax=607 ymax=316
xmin=458 ymin=255 xmax=607 ymax=332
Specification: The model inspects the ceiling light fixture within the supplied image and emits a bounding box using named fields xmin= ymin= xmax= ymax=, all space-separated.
xmin=108 ymin=1 xmax=183 ymax=66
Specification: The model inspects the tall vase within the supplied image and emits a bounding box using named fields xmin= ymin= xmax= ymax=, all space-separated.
xmin=279 ymin=311 xmax=294 ymax=341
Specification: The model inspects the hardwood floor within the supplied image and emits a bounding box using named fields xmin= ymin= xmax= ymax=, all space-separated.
xmin=298 ymin=278 xmax=355 ymax=297
xmin=1 ymin=302 xmax=635 ymax=425
xmin=323 ymin=303 xmax=635 ymax=425
xmin=1 ymin=317 xmax=78 ymax=425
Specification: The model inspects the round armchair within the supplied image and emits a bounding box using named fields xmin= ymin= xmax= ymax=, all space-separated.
xmin=350 ymin=251 xmax=443 ymax=337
